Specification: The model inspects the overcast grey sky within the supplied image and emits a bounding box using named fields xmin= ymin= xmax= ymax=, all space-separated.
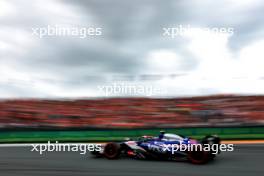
xmin=0 ymin=0 xmax=264 ymax=98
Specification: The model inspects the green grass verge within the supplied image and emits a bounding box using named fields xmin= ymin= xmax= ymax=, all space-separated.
xmin=0 ymin=127 xmax=263 ymax=143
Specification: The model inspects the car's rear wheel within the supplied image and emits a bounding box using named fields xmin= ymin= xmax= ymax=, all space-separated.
xmin=201 ymin=135 xmax=221 ymax=159
xmin=103 ymin=143 xmax=121 ymax=159
xmin=188 ymin=150 xmax=209 ymax=164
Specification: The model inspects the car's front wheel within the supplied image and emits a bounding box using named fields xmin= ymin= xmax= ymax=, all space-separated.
xmin=103 ymin=143 xmax=121 ymax=159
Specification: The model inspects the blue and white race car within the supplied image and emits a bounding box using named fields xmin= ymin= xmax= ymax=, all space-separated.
xmin=91 ymin=131 xmax=221 ymax=164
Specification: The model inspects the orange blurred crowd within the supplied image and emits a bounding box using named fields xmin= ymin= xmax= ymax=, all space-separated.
xmin=0 ymin=95 xmax=263 ymax=128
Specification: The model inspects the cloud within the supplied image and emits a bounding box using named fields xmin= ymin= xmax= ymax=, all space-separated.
xmin=0 ymin=0 xmax=264 ymax=98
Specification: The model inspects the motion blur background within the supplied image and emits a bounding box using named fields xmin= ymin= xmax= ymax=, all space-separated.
xmin=0 ymin=0 xmax=264 ymax=142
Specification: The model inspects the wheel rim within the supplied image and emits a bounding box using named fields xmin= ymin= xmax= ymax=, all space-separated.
xmin=104 ymin=143 xmax=118 ymax=158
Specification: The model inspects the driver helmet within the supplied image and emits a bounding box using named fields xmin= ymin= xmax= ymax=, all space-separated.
xmin=159 ymin=130 xmax=166 ymax=139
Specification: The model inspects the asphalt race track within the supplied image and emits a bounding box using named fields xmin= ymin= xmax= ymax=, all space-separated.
xmin=0 ymin=144 xmax=263 ymax=176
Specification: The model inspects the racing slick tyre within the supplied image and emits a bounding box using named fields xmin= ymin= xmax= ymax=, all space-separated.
xmin=187 ymin=150 xmax=210 ymax=164
xmin=201 ymin=135 xmax=221 ymax=160
xmin=103 ymin=143 xmax=121 ymax=159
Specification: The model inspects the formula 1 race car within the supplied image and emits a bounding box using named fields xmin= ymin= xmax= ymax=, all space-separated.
xmin=91 ymin=131 xmax=221 ymax=164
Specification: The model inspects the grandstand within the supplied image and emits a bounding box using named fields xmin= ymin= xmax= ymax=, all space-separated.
xmin=0 ymin=95 xmax=263 ymax=129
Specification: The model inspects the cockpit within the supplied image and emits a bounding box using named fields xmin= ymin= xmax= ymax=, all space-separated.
xmin=162 ymin=133 xmax=184 ymax=141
